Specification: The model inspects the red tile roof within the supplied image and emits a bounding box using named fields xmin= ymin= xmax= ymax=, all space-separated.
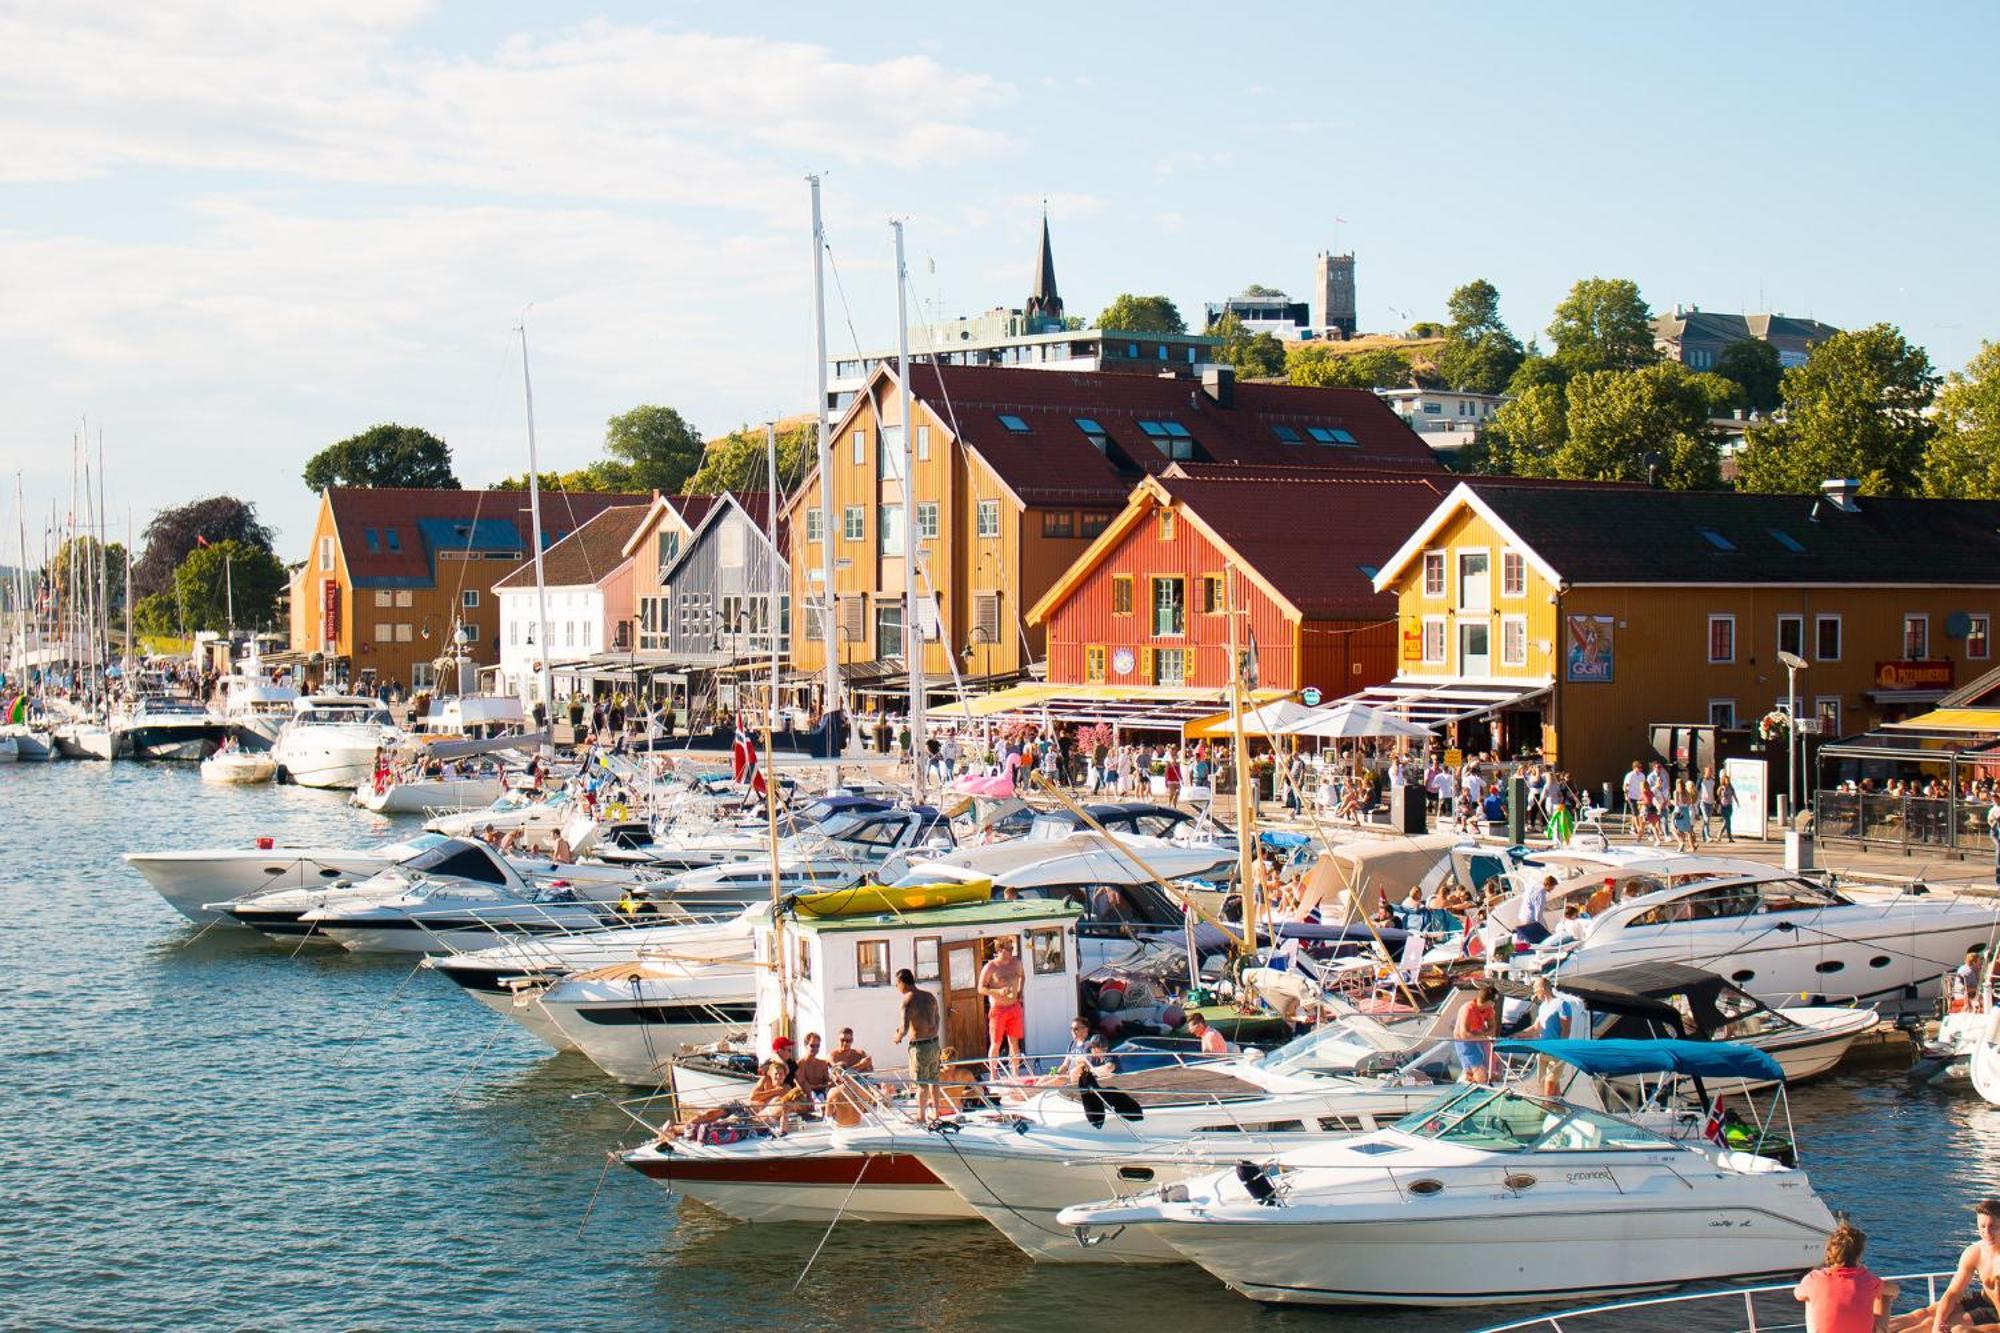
xmin=1159 ymin=468 xmax=1455 ymax=619
xmin=493 ymin=504 xmax=648 ymax=589
xmin=327 ymin=487 xmax=650 ymax=588
xmin=906 ymin=364 xmax=1443 ymax=505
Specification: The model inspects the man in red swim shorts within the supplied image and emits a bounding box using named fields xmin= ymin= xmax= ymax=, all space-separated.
xmin=980 ymin=935 xmax=1027 ymax=1083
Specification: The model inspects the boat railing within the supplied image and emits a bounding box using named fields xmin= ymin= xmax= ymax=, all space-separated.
xmin=1474 ymin=1269 xmax=1955 ymax=1333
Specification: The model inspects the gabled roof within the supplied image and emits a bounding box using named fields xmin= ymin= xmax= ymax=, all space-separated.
xmin=617 ymin=493 xmax=718 ymax=561
xmin=898 ymin=363 xmax=1444 ymax=507
xmin=1376 ymin=480 xmax=2000 ymax=589
xmin=1030 ymin=467 xmax=1452 ymax=625
xmin=656 ymin=491 xmax=791 ymax=586
xmin=493 ymin=504 xmax=647 ymax=590
xmin=1653 ymin=309 xmax=1841 ymax=347
xmin=325 ymin=487 xmax=649 ymax=589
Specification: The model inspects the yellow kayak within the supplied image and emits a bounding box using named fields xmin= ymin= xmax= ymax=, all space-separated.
xmin=792 ymin=877 xmax=994 ymax=918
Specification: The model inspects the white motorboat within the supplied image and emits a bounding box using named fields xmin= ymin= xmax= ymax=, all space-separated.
xmin=1 ymin=724 xmax=59 ymax=761
xmin=654 ymin=805 xmax=957 ymax=911
xmin=54 ymin=718 xmax=122 ymax=760
xmin=120 ymin=693 xmax=228 ymax=761
xmin=622 ymin=1125 xmax=982 ymax=1224
xmin=270 ymin=695 xmax=398 ymax=788
xmin=591 ymin=793 xmax=898 ymax=872
xmin=214 ymin=673 xmax=300 ymax=751
xmin=1506 ymin=863 xmax=1998 ymax=1013
xmin=200 ymin=748 xmax=277 ymax=784
xmin=125 ymin=833 xmax=451 ymax=925
xmin=520 ymin=960 xmax=760 ymax=1078
xmin=0 ymin=734 xmax=17 ymax=763
xmin=1058 ymin=1040 xmax=1834 ymax=1307
xmin=353 ymin=771 xmax=508 ymax=815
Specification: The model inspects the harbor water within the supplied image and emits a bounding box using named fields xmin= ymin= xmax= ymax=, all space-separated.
xmin=2 ymin=762 xmax=1993 ymax=1331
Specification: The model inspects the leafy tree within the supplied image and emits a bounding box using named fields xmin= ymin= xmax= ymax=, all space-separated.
xmin=1206 ymin=313 xmax=1288 ymax=379
xmin=1553 ymin=363 xmax=1728 ymax=488
xmin=1547 ymin=277 xmax=1657 ymax=375
xmin=1736 ymin=324 xmax=1938 ymax=495
xmin=1287 ymin=344 xmax=1412 ymax=390
xmin=1507 ymin=351 xmax=1566 ymax=397
xmin=170 ymin=539 xmax=287 ymax=632
xmin=604 ymin=404 xmax=705 ymax=493
xmin=1096 ymin=294 xmax=1186 ymax=334
xmin=1239 ymin=283 xmax=1285 ymax=298
xmin=1920 ymin=340 xmax=2000 ymax=499
xmin=682 ymin=421 xmax=819 ymax=496
xmin=303 ymin=424 xmax=460 ymax=492
xmin=134 ymin=496 xmax=275 ymax=598
xmin=1437 ymin=278 xmax=1525 ymax=395
xmin=1481 ymin=382 xmax=1567 ymax=475
xmin=1714 ymin=338 xmax=1784 ymax=414
xmin=49 ymin=538 xmax=129 ymax=611
xmin=1407 ymin=321 xmax=1447 ymax=339
xmin=133 ymin=590 xmax=180 ymax=637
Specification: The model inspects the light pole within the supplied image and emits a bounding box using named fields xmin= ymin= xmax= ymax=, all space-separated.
xmin=1779 ymin=649 xmax=1808 ymax=823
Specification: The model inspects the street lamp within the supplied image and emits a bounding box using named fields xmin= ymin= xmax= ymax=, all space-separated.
xmin=1779 ymin=649 xmax=1808 ymax=822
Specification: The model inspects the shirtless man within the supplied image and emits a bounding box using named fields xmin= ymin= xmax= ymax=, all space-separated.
xmin=979 ymin=936 xmax=1027 ymax=1082
xmin=826 ymin=1027 xmax=873 ymax=1075
xmin=1896 ymin=1198 xmax=2000 ymax=1332
xmin=893 ymin=968 xmax=944 ymax=1122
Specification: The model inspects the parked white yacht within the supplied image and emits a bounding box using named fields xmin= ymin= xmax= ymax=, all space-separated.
xmin=120 ymin=694 xmax=227 ymax=761
xmin=269 ymin=695 xmax=397 ymax=789
xmin=214 ymin=671 xmax=299 ymax=751
xmin=126 ymin=833 xmax=451 ymax=925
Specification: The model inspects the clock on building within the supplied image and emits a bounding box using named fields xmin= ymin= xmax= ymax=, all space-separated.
xmin=1112 ymin=648 xmax=1136 ymax=677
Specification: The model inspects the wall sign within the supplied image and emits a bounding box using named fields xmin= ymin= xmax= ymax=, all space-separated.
xmin=1874 ymin=660 xmax=1953 ymax=690
xmin=1111 ymin=648 xmax=1136 ymax=678
xmin=1564 ymin=614 xmax=1613 ymax=683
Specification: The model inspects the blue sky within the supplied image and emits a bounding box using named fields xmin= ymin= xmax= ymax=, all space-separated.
xmin=2 ymin=1 xmax=1995 ymax=551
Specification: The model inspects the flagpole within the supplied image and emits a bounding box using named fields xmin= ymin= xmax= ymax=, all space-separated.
xmin=1227 ymin=567 xmax=1258 ymax=955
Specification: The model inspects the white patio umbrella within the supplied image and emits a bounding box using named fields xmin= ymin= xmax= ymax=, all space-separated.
xmin=1277 ymin=699 xmax=1434 ymax=740
xmin=1213 ymin=697 xmax=1320 ymax=738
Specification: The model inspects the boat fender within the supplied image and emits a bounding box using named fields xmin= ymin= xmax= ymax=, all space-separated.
xmin=1235 ymin=1160 xmax=1280 ymax=1206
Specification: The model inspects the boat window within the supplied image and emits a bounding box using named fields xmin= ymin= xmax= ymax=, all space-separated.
xmin=1027 ymin=926 xmax=1066 ymax=976
xmin=1531 ymin=1105 xmax=1675 ymax=1154
xmin=1397 ymin=1087 xmax=1552 ymax=1150
xmin=1135 ymin=813 xmax=1186 ymax=837
xmin=1758 ymin=878 xmax=1848 ymax=912
xmin=1629 ymin=882 xmax=1760 ymax=927
xmin=855 ymin=939 xmax=891 ymax=987
xmin=836 ymin=817 xmax=909 ymax=849
xmin=1029 ymin=815 xmax=1080 ymax=840
xmin=1255 ymin=1020 xmax=1404 ymax=1078
xmin=914 ymin=936 xmax=940 ymax=982
xmin=1710 ymin=986 xmax=1795 ymax=1040
xmin=1086 ymin=884 xmax=1136 ymax=922
xmin=404 ymin=842 xmax=510 ymax=885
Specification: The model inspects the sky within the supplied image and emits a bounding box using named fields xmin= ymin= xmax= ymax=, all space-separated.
xmin=4 ymin=1 xmax=1997 ymax=553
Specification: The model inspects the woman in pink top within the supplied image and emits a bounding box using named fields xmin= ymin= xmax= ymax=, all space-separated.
xmin=1795 ymin=1220 xmax=1896 ymax=1333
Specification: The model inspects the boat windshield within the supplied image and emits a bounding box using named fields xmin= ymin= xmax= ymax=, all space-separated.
xmin=399 ymin=842 xmax=509 ymax=885
xmin=1256 ymin=1016 xmax=1409 ymax=1076
xmin=301 ymin=706 xmax=391 ymax=726
xmin=1394 ymin=1086 xmax=1675 ymax=1154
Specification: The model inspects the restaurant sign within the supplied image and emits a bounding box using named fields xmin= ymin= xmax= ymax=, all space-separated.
xmin=321 ymin=579 xmax=341 ymax=645
xmin=1874 ymin=659 xmax=1953 ymax=691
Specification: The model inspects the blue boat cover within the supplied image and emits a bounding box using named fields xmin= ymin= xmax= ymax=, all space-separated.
xmin=1494 ymin=1037 xmax=1784 ymax=1083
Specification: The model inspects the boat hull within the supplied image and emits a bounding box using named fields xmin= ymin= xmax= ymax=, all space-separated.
xmin=626 ymin=1149 xmax=972 ymax=1223
xmin=126 ymin=721 xmax=228 ymax=762
xmin=202 ymin=754 xmax=278 ymax=784
xmin=124 ymin=848 xmax=398 ymax=925
xmin=542 ymin=999 xmax=755 ymax=1084
xmin=353 ymin=777 xmax=505 ymax=814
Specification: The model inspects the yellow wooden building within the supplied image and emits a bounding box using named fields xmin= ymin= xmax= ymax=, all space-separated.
xmin=1364 ymin=478 xmax=2000 ymax=790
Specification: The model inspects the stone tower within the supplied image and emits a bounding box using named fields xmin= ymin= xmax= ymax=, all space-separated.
xmin=1314 ymin=251 xmax=1356 ymax=337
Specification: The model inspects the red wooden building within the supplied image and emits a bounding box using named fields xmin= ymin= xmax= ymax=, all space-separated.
xmin=1028 ymin=466 xmax=1453 ymax=698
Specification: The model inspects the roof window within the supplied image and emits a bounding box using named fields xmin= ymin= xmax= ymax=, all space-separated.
xmin=1138 ymin=420 xmax=1192 ymax=439
xmin=1075 ymin=418 xmax=1109 ymax=452
xmin=1272 ymin=425 xmax=1302 ymax=443
xmin=1307 ymin=427 xmax=1358 ymax=445
xmin=383 ymin=528 xmax=400 ymax=552
xmin=998 ymin=414 xmax=1031 ymax=434
xmin=363 ymin=528 xmax=380 ymax=553
xmin=1768 ymin=528 xmax=1805 ymax=553
xmin=1697 ymin=529 xmax=1736 ymax=551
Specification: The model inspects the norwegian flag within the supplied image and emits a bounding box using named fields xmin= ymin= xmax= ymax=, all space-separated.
xmin=1701 ymin=1096 xmax=1727 ymax=1144
xmin=731 ymin=717 xmax=765 ymax=797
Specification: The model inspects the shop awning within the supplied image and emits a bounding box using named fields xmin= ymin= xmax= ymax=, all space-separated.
xmin=931 ymin=683 xmax=1289 ymax=731
xmin=1323 ymin=677 xmax=1553 ymax=729
xmin=1886 ymin=707 xmax=2000 ymax=734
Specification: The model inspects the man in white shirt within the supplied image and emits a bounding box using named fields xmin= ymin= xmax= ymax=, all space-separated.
xmin=1622 ymin=761 xmax=1647 ymax=814
xmin=1516 ymin=874 xmax=1553 ymax=947
xmin=1431 ymin=765 xmax=1457 ymax=820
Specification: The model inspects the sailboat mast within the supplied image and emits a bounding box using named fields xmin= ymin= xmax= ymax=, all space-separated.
xmin=515 ymin=320 xmax=555 ymax=738
xmin=96 ymin=430 xmax=107 ymax=685
xmin=809 ymin=176 xmax=840 ymax=734
xmin=762 ymin=421 xmax=789 ymax=1038
xmin=892 ymin=220 xmax=924 ymax=798
xmin=124 ymin=510 xmax=134 ymax=679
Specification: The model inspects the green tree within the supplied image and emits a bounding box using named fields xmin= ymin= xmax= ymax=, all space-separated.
xmin=303 ymin=424 xmax=460 ymax=492
xmin=489 ymin=464 xmax=636 ymax=492
xmin=134 ymin=495 xmax=274 ymax=597
xmin=682 ymin=421 xmax=819 ymax=496
xmin=169 ymin=539 xmax=287 ymax=632
xmin=1554 ymin=363 xmax=1728 ymax=488
xmin=1736 ymin=324 xmax=1938 ymax=495
xmin=1239 ymin=283 xmax=1285 ymax=298
xmin=1407 ymin=321 xmax=1447 ymax=339
xmin=1547 ymin=277 xmax=1657 ymax=375
xmin=1287 ymin=344 xmax=1412 ymax=389
xmin=1436 ymin=278 xmax=1525 ymax=394
xmin=1206 ymin=313 xmax=1288 ymax=379
xmin=49 ymin=538 xmax=129 ymax=611
xmin=604 ymin=404 xmax=705 ymax=493
xmin=1096 ymin=294 xmax=1186 ymax=334
xmin=1482 ymin=382 xmax=1567 ymax=475
xmin=1920 ymin=340 xmax=2000 ymax=499
xmin=1714 ymin=338 xmax=1784 ymax=413
xmin=1506 ymin=351 xmax=1566 ymax=397
xmin=132 ymin=590 xmax=180 ymax=637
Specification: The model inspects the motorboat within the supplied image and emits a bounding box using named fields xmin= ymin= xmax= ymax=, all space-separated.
xmin=200 ymin=747 xmax=277 ymax=784
xmin=125 ymin=832 xmax=451 ymax=925
xmin=589 ymin=793 xmax=898 ymax=872
xmin=517 ymin=959 xmax=761 ymax=1079
xmin=1508 ymin=864 xmax=1999 ymax=1013
xmin=269 ymin=695 xmax=398 ymax=789
xmin=621 ymin=1122 xmax=982 ymax=1224
xmin=652 ymin=805 xmax=957 ymax=911
xmin=0 ymin=734 xmax=16 ymax=763
xmin=213 ymin=670 xmax=299 ymax=751
xmin=352 ymin=764 xmax=510 ymax=815
xmin=120 ymin=693 xmax=228 ymax=761
xmin=294 ymin=837 xmax=632 ymax=953
xmin=1057 ymin=1040 xmax=1835 ymax=1307
xmin=53 ymin=717 xmax=121 ymax=760
xmin=0 ymin=723 xmax=56 ymax=761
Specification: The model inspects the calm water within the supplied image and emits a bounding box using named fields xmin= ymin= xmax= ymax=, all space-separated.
xmin=0 ymin=763 xmax=1992 ymax=1331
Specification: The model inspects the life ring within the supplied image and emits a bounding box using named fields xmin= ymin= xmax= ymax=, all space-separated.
xmin=607 ymin=802 xmax=629 ymax=820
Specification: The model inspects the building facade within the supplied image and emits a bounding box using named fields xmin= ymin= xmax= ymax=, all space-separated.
xmin=1366 ymin=479 xmax=2000 ymax=789
xmin=632 ymin=491 xmax=790 ymax=668
xmin=494 ymin=504 xmax=647 ymax=705
xmin=1653 ymin=307 xmax=1841 ymax=371
xmin=1377 ymin=385 xmax=1508 ymax=452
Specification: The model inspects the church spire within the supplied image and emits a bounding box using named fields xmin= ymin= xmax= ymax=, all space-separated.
xmin=1026 ymin=204 xmax=1062 ymax=327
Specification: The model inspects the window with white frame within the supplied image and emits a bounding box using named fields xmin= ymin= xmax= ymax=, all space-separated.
xmin=1904 ymin=614 xmax=1929 ymax=658
xmin=1501 ymin=615 xmax=1527 ymax=667
xmin=1815 ymin=696 xmax=1842 ymax=736
xmin=373 ymin=621 xmax=392 ymax=644
xmin=1708 ymin=614 xmax=1736 ymax=663
xmin=915 ymin=424 xmax=931 ymax=461
xmin=805 ymin=508 xmax=824 ymax=543
xmin=374 ymin=590 xmax=391 ymax=607
xmin=1457 ymin=550 xmax=1490 ymax=612
xmin=396 ymin=590 xmax=413 ymax=609
xmin=319 ymin=536 xmax=334 ymax=571
xmin=842 ymin=506 xmax=865 ymax=542
xmin=1422 ymin=551 xmax=1445 ymax=598
xmin=915 ymin=501 xmax=938 ymax=540
xmin=976 ymin=499 xmax=1000 ymax=539
xmin=1501 ymin=550 xmax=1526 ymax=597
xmin=852 ymin=429 xmax=867 ymax=467
xmin=1969 ymin=614 xmax=1991 ymax=660
xmin=1776 ymin=614 xmax=1803 ymax=660
xmin=1708 ymin=699 xmax=1737 ymax=728
xmin=1815 ymin=614 xmax=1842 ymax=662
xmin=1421 ymin=616 xmax=1446 ymax=663
xmin=462 ymin=589 xmax=480 ymax=609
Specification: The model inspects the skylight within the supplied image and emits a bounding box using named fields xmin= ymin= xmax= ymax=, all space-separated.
xmin=384 ymin=528 xmax=401 ymax=552
xmin=1272 ymin=425 xmax=1302 ymax=443
xmin=1307 ymin=426 xmax=1358 ymax=445
xmin=363 ymin=528 xmax=380 ymax=553
xmin=998 ymin=414 xmax=1031 ymax=433
xmin=1357 ymin=563 xmax=1379 ymax=580
xmin=1138 ymin=420 xmax=1192 ymax=439
xmin=1138 ymin=421 xmax=1168 ymax=437
xmin=1075 ymin=418 xmax=1104 ymax=435
xmin=1768 ymin=528 xmax=1805 ymax=553
xmin=1697 ymin=529 xmax=1736 ymax=551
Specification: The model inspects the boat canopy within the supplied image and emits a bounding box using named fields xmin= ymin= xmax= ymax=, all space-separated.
xmin=1495 ymin=1037 xmax=1783 ymax=1083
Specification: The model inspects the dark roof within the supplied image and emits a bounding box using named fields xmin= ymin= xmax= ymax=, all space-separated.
xmin=493 ymin=504 xmax=647 ymax=590
xmin=1654 ymin=309 xmax=1841 ymax=347
xmin=905 ymin=364 xmax=1444 ymax=505
xmin=1466 ymin=481 xmax=2000 ymax=586
xmin=326 ymin=488 xmax=650 ymax=589
xmin=1162 ymin=468 xmax=1454 ymax=618
xmin=658 ymin=492 xmax=791 ymax=585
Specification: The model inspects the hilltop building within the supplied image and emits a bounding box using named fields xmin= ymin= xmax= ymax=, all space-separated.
xmin=1653 ymin=307 xmax=1841 ymax=371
